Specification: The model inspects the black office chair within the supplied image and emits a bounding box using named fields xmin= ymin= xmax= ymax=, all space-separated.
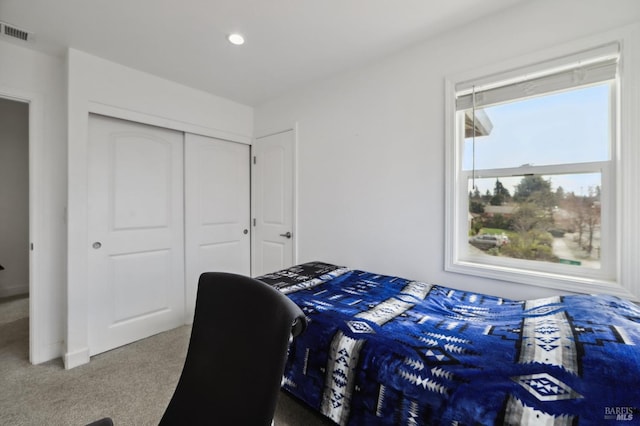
xmin=158 ymin=272 xmax=307 ymax=425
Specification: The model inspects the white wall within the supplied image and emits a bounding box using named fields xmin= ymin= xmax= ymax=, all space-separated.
xmin=65 ymin=49 xmax=253 ymax=368
xmin=0 ymin=98 xmax=29 ymax=298
xmin=255 ymin=0 xmax=640 ymax=300
xmin=0 ymin=39 xmax=68 ymax=363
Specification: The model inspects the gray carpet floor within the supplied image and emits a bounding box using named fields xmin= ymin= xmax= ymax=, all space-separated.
xmin=0 ymin=296 xmax=334 ymax=426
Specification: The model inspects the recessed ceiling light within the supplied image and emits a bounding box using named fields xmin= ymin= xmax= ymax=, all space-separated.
xmin=227 ymin=33 xmax=245 ymax=46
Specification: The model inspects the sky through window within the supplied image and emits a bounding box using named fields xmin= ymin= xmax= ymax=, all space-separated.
xmin=462 ymin=84 xmax=610 ymax=195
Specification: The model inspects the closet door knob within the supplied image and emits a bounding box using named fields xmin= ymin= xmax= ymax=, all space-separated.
xmin=279 ymin=232 xmax=292 ymax=239
xmin=92 ymin=242 xmax=102 ymax=249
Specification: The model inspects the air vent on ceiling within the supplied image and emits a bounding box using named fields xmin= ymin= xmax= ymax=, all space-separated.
xmin=0 ymin=21 xmax=33 ymax=43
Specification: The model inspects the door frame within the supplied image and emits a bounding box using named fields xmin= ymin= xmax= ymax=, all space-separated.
xmin=0 ymin=87 xmax=44 ymax=364
xmin=251 ymin=125 xmax=298 ymax=276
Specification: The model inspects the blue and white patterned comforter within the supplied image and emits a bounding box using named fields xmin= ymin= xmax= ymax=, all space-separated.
xmin=259 ymin=262 xmax=640 ymax=425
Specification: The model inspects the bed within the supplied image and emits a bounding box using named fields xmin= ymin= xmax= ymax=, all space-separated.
xmin=258 ymin=262 xmax=640 ymax=425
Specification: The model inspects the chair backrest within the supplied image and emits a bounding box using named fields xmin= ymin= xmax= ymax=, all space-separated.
xmin=159 ymin=272 xmax=307 ymax=426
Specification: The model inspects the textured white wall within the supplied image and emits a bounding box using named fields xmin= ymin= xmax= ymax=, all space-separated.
xmin=255 ymin=0 xmax=640 ymax=300
xmin=0 ymin=98 xmax=29 ymax=298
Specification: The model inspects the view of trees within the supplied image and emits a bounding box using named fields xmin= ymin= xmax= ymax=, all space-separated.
xmin=469 ymin=175 xmax=601 ymax=265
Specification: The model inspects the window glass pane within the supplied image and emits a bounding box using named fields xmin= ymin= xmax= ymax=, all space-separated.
xmin=462 ymin=84 xmax=610 ymax=171
xmin=467 ymin=173 xmax=601 ymax=269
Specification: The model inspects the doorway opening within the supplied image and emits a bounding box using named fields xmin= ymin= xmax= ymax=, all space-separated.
xmin=0 ymin=96 xmax=30 ymax=362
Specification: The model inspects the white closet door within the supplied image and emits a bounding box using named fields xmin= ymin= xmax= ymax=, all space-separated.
xmin=184 ymin=134 xmax=251 ymax=322
xmin=87 ymin=115 xmax=185 ymax=356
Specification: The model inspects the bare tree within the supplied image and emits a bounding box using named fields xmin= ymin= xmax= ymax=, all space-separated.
xmin=565 ymin=193 xmax=586 ymax=243
xmin=583 ymin=188 xmax=601 ymax=254
xmin=563 ymin=189 xmax=600 ymax=254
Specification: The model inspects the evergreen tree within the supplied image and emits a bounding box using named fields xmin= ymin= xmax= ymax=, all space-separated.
xmin=491 ymin=178 xmax=511 ymax=206
xmin=513 ymin=175 xmax=551 ymax=201
xmin=514 ymin=175 xmax=556 ymax=217
xmin=494 ymin=179 xmax=511 ymax=197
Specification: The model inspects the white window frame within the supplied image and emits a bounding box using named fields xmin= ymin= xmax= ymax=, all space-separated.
xmin=444 ymin=27 xmax=640 ymax=301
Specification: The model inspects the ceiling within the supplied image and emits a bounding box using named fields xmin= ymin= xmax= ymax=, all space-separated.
xmin=0 ymin=0 xmax=525 ymax=106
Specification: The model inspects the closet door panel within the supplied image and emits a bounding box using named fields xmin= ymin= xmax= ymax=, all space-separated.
xmin=87 ymin=114 xmax=185 ymax=356
xmin=185 ymin=134 xmax=251 ymax=321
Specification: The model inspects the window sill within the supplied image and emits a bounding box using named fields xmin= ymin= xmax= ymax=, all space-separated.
xmin=445 ymin=259 xmax=637 ymax=301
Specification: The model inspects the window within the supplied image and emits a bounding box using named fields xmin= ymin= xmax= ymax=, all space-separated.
xmin=445 ymin=43 xmax=621 ymax=290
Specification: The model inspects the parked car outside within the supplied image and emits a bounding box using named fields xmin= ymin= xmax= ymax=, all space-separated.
xmin=469 ymin=233 xmax=509 ymax=250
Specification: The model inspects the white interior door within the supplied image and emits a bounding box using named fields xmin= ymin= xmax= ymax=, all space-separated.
xmin=252 ymin=130 xmax=295 ymax=276
xmin=88 ymin=115 xmax=185 ymax=356
xmin=185 ymin=134 xmax=250 ymax=321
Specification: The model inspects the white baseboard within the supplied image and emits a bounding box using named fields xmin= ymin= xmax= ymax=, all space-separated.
xmin=31 ymin=340 xmax=64 ymax=365
xmin=63 ymin=347 xmax=90 ymax=369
